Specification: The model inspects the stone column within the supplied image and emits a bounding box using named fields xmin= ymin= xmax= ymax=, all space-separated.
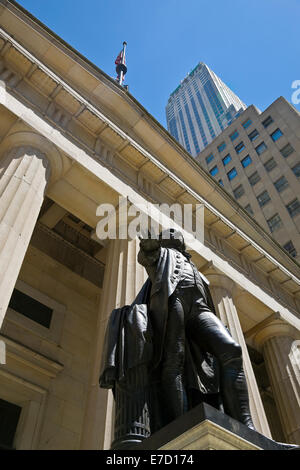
xmin=251 ymin=316 xmax=300 ymax=444
xmin=205 ymin=271 xmax=272 ymax=438
xmin=81 ymin=237 xmax=147 ymax=450
xmin=0 ymin=146 xmax=50 ymax=328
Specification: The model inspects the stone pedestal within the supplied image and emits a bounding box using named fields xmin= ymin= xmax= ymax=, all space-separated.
xmin=81 ymin=237 xmax=147 ymax=449
xmin=137 ymin=402 xmax=298 ymax=451
xmin=205 ymin=271 xmax=271 ymax=438
xmin=0 ymin=146 xmax=50 ymax=328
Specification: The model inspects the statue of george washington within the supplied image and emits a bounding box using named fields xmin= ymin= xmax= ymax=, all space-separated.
xmin=99 ymin=228 xmax=254 ymax=449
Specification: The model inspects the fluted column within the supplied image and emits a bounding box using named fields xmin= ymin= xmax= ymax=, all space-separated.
xmin=205 ymin=271 xmax=272 ymax=438
xmin=251 ymin=317 xmax=300 ymax=444
xmin=81 ymin=237 xmax=147 ymax=450
xmin=0 ymin=146 xmax=50 ymax=328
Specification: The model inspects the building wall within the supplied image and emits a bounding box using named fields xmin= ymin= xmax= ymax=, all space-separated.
xmin=196 ymin=97 xmax=300 ymax=262
xmin=1 ymin=244 xmax=101 ymax=449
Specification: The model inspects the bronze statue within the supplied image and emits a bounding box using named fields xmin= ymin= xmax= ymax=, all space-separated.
xmin=100 ymin=229 xmax=256 ymax=449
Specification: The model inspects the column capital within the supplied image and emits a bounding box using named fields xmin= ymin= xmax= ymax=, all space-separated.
xmin=201 ymin=262 xmax=236 ymax=294
xmin=1 ymin=127 xmax=72 ymax=184
xmin=245 ymin=312 xmax=298 ymax=348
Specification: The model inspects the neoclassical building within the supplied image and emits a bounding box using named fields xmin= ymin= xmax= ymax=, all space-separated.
xmin=0 ymin=0 xmax=299 ymax=450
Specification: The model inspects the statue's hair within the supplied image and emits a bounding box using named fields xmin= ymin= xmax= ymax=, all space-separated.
xmin=159 ymin=228 xmax=190 ymax=259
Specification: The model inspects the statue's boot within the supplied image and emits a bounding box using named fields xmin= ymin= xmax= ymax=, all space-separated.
xmin=220 ymin=357 xmax=300 ymax=449
xmin=161 ymin=371 xmax=185 ymax=423
xmin=221 ymin=356 xmax=255 ymax=430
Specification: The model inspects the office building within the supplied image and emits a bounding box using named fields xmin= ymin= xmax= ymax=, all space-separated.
xmin=196 ymin=97 xmax=300 ymax=263
xmin=166 ymin=62 xmax=246 ymax=156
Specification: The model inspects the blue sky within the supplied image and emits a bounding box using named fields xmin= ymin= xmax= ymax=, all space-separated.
xmin=18 ymin=0 xmax=300 ymax=127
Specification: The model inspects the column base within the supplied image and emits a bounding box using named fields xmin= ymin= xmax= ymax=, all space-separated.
xmin=135 ymin=403 xmax=300 ymax=450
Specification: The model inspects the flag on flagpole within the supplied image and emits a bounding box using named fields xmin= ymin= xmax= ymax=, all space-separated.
xmin=115 ymin=50 xmax=125 ymax=66
xmin=115 ymin=43 xmax=127 ymax=85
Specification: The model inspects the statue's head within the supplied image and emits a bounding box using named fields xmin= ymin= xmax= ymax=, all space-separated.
xmin=159 ymin=228 xmax=186 ymax=251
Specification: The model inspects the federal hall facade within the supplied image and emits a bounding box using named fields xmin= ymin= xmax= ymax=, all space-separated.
xmin=0 ymin=1 xmax=299 ymax=450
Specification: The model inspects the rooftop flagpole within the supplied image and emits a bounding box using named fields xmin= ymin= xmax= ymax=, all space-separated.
xmin=115 ymin=41 xmax=127 ymax=86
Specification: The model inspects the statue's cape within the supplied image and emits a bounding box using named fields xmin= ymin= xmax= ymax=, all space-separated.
xmin=99 ymin=280 xmax=152 ymax=389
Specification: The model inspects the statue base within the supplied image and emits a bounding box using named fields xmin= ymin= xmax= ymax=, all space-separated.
xmin=134 ymin=403 xmax=299 ymax=450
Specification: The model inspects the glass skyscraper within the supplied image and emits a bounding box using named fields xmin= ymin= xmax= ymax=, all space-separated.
xmin=166 ymin=63 xmax=247 ymax=157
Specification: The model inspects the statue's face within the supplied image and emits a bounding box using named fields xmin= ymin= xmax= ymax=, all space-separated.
xmin=159 ymin=229 xmax=185 ymax=250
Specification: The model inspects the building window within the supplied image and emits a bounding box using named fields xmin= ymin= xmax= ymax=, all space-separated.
xmin=257 ymin=190 xmax=271 ymax=207
xmin=248 ymin=129 xmax=259 ymax=142
xmin=206 ymin=153 xmax=214 ymax=164
xmin=264 ymin=157 xmax=277 ymax=172
xmin=218 ymin=142 xmax=226 ymax=153
xmin=274 ymin=176 xmax=289 ymax=193
xmin=283 ymin=241 xmax=297 ymax=258
xmin=267 ymin=213 xmax=282 ymax=232
xmin=271 ymin=128 xmax=283 ymax=142
xmin=255 ymin=142 xmax=267 ymax=155
xmin=230 ymin=130 xmax=239 ymax=141
xmin=9 ymin=289 xmax=53 ymax=329
xmin=233 ymin=184 xmax=245 ymax=199
xmin=218 ymin=179 xmax=224 ymax=186
xmin=241 ymin=155 xmax=252 ymax=168
xmin=227 ymin=167 xmax=237 ymax=181
xmin=222 ymin=154 xmax=232 ymax=166
xmin=248 ymin=171 xmax=261 ymax=186
xmin=286 ymin=199 xmax=300 ymax=218
xmin=242 ymin=118 xmax=252 ymax=129
xmin=235 ymin=141 xmax=245 ymax=154
xmin=280 ymin=143 xmax=294 ymax=158
xmin=245 ymin=204 xmax=254 ymax=215
xmin=262 ymin=116 xmax=274 ymax=128
xmin=0 ymin=399 xmax=22 ymax=450
xmin=210 ymin=165 xmax=219 ymax=176
xmin=292 ymin=162 xmax=300 ymax=178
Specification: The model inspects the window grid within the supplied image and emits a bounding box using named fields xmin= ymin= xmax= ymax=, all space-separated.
xmin=248 ymin=171 xmax=261 ymax=186
xmin=270 ymin=128 xmax=283 ymax=142
xmin=292 ymin=163 xmax=300 ymax=178
xmin=267 ymin=213 xmax=282 ymax=232
xmin=210 ymin=165 xmax=219 ymax=176
xmin=230 ymin=130 xmax=239 ymax=141
xmin=245 ymin=204 xmax=254 ymax=215
xmin=218 ymin=142 xmax=226 ymax=153
xmin=235 ymin=141 xmax=245 ymax=154
xmin=286 ymin=199 xmax=300 ymax=218
xmin=241 ymin=155 xmax=252 ymax=168
xmin=206 ymin=154 xmax=214 ymax=165
xmin=264 ymin=158 xmax=277 ymax=172
xmin=274 ymin=176 xmax=289 ymax=193
xmin=283 ymin=241 xmax=297 ymax=258
xmin=227 ymin=167 xmax=238 ymax=181
xmin=256 ymin=142 xmax=267 ymax=155
xmin=9 ymin=289 xmax=53 ymax=328
xmin=262 ymin=116 xmax=274 ymax=128
xmin=257 ymin=190 xmax=271 ymax=207
xmin=280 ymin=143 xmax=294 ymax=158
xmin=233 ymin=184 xmax=245 ymax=199
xmin=222 ymin=154 xmax=232 ymax=166
xmin=242 ymin=119 xmax=252 ymax=129
xmin=248 ymin=129 xmax=259 ymax=142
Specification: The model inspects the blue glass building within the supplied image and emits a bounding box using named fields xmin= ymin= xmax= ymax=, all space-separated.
xmin=166 ymin=63 xmax=246 ymax=157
